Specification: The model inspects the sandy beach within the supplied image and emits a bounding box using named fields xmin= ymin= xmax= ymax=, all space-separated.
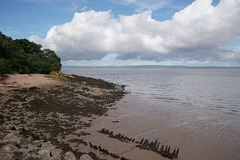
xmin=0 ymin=74 xmax=63 ymax=94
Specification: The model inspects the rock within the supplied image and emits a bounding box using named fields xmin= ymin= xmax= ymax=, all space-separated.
xmin=3 ymin=132 xmax=23 ymax=145
xmin=27 ymin=143 xmax=37 ymax=151
xmin=50 ymin=153 xmax=62 ymax=160
xmin=0 ymin=130 xmax=8 ymax=139
xmin=22 ymin=155 xmax=36 ymax=160
xmin=50 ymin=148 xmax=62 ymax=159
xmin=0 ymin=148 xmax=15 ymax=160
xmin=38 ymin=149 xmax=51 ymax=160
xmin=38 ymin=141 xmax=63 ymax=159
xmin=64 ymin=151 xmax=76 ymax=160
xmin=0 ymin=144 xmax=22 ymax=160
xmin=41 ymin=141 xmax=56 ymax=151
xmin=112 ymin=120 xmax=119 ymax=123
xmin=80 ymin=154 xmax=93 ymax=160
xmin=2 ymin=144 xmax=19 ymax=153
xmin=24 ymin=152 xmax=40 ymax=160
xmin=33 ymin=140 xmax=44 ymax=147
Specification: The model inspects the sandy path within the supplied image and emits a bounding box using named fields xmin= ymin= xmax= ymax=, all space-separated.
xmin=0 ymin=74 xmax=63 ymax=94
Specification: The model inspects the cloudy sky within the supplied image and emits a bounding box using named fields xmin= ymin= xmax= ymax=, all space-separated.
xmin=1 ymin=0 xmax=240 ymax=67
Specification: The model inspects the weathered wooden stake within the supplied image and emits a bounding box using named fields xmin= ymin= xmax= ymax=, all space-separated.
xmin=89 ymin=142 xmax=93 ymax=147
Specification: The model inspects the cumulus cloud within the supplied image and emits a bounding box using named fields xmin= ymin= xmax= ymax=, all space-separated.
xmin=29 ymin=0 xmax=240 ymax=63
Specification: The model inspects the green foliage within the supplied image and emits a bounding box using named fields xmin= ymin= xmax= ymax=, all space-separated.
xmin=0 ymin=31 xmax=61 ymax=74
xmin=44 ymin=75 xmax=68 ymax=81
xmin=0 ymin=58 xmax=11 ymax=74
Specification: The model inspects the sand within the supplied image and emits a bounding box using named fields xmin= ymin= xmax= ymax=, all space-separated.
xmin=0 ymin=74 xmax=63 ymax=93
xmin=77 ymin=94 xmax=240 ymax=160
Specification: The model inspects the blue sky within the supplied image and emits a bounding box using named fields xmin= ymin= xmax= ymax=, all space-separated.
xmin=1 ymin=0 xmax=220 ymax=39
xmin=1 ymin=0 xmax=240 ymax=67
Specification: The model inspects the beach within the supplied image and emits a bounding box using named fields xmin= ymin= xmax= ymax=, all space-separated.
xmin=0 ymin=73 xmax=126 ymax=159
xmin=1 ymin=71 xmax=240 ymax=160
xmin=70 ymin=93 xmax=240 ymax=160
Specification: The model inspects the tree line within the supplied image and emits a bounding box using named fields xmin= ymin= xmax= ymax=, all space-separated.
xmin=0 ymin=31 xmax=61 ymax=74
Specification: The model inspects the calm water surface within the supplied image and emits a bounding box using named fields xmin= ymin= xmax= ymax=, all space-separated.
xmin=63 ymin=68 xmax=240 ymax=114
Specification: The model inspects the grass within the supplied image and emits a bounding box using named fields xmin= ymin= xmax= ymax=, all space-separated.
xmin=44 ymin=75 xmax=68 ymax=81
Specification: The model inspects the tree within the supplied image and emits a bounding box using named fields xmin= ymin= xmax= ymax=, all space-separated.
xmin=0 ymin=31 xmax=61 ymax=74
xmin=43 ymin=49 xmax=61 ymax=72
xmin=14 ymin=39 xmax=42 ymax=54
xmin=0 ymin=58 xmax=12 ymax=74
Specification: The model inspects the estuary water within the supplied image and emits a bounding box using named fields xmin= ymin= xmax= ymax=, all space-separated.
xmin=62 ymin=68 xmax=240 ymax=160
xmin=63 ymin=68 xmax=240 ymax=114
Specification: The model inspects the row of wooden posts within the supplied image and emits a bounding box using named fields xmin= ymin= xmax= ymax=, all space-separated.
xmin=99 ymin=128 xmax=179 ymax=159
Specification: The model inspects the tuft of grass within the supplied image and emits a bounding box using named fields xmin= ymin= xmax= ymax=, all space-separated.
xmin=44 ymin=75 xmax=68 ymax=81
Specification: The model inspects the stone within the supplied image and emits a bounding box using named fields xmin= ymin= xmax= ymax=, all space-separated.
xmin=50 ymin=148 xmax=62 ymax=158
xmin=38 ymin=141 xmax=62 ymax=159
xmin=41 ymin=141 xmax=56 ymax=151
xmin=22 ymin=155 xmax=36 ymax=160
xmin=3 ymin=132 xmax=23 ymax=145
xmin=38 ymin=149 xmax=51 ymax=160
xmin=2 ymin=144 xmax=19 ymax=152
xmin=50 ymin=153 xmax=62 ymax=160
xmin=0 ymin=130 xmax=8 ymax=139
xmin=33 ymin=140 xmax=44 ymax=147
xmin=0 ymin=148 xmax=15 ymax=160
xmin=27 ymin=143 xmax=39 ymax=152
xmin=64 ymin=151 xmax=76 ymax=160
xmin=80 ymin=154 xmax=93 ymax=160
xmin=26 ymin=152 xmax=41 ymax=160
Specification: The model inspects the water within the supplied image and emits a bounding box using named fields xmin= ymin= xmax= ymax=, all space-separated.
xmin=62 ymin=68 xmax=240 ymax=160
xmin=62 ymin=68 xmax=240 ymax=114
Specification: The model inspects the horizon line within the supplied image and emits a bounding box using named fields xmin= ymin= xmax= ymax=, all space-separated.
xmin=62 ymin=65 xmax=240 ymax=69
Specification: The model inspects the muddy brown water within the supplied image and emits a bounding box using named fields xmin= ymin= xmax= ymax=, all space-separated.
xmin=68 ymin=94 xmax=240 ymax=160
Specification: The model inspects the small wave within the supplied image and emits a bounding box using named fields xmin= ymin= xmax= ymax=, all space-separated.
xmin=155 ymin=97 xmax=178 ymax=101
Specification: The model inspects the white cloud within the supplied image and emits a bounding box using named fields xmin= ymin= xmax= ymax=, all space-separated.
xmin=29 ymin=0 xmax=240 ymax=63
xmin=67 ymin=0 xmax=88 ymax=12
xmin=81 ymin=6 xmax=87 ymax=11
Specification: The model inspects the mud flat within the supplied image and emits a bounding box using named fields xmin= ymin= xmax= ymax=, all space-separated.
xmin=74 ymin=94 xmax=240 ymax=160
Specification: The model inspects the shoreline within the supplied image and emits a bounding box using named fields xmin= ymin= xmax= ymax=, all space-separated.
xmin=85 ymin=94 xmax=240 ymax=160
xmin=1 ymin=73 xmax=239 ymax=160
xmin=0 ymin=73 xmax=126 ymax=159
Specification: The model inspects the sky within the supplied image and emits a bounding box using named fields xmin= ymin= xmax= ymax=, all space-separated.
xmin=1 ymin=0 xmax=240 ymax=67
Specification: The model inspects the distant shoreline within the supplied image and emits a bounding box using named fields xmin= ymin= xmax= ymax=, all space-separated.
xmin=61 ymin=65 xmax=240 ymax=69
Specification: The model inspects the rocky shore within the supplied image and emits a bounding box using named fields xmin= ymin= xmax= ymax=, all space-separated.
xmin=0 ymin=127 xmax=95 ymax=160
xmin=0 ymin=73 xmax=126 ymax=160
